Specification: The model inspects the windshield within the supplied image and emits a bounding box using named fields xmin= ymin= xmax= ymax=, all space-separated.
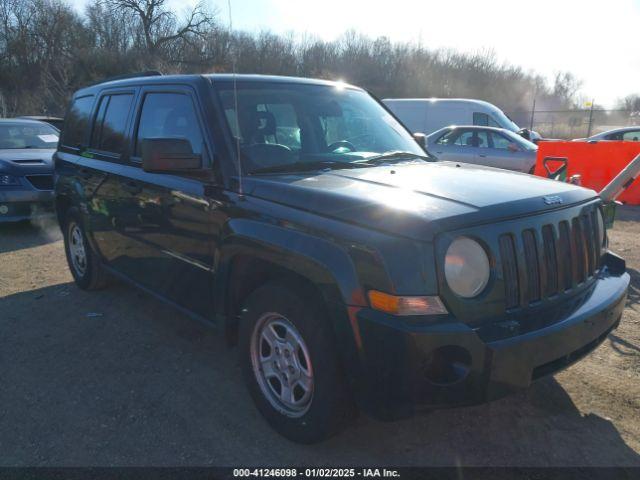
xmin=216 ymin=82 xmax=427 ymax=174
xmin=0 ymin=123 xmax=59 ymax=149
xmin=494 ymin=109 xmax=520 ymax=133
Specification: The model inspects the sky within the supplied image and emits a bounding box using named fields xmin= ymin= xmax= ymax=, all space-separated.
xmin=71 ymin=0 xmax=640 ymax=108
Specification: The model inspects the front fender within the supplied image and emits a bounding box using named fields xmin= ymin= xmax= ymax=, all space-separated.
xmin=215 ymin=217 xmax=367 ymax=310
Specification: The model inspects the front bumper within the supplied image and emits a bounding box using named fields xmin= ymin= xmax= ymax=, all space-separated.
xmin=348 ymin=258 xmax=629 ymax=420
xmin=0 ymin=189 xmax=54 ymax=222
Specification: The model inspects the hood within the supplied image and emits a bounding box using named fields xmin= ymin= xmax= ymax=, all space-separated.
xmin=0 ymin=149 xmax=55 ymax=175
xmin=244 ymin=161 xmax=597 ymax=241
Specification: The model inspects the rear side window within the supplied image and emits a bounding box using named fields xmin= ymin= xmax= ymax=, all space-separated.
xmin=91 ymin=93 xmax=134 ymax=155
xmin=135 ymin=92 xmax=203 ymax=156
xmin=62 ymin=95 xmax=94 ymax=148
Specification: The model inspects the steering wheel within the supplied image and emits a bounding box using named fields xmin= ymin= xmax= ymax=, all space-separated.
xmin=327 ymin=140 xmax=356 ymax=152
xmin=244 ymin=143 xmax=294 ymax=168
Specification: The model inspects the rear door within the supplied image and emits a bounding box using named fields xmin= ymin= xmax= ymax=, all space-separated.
xmin=431 ymin=128 xmax=481 ymax=164
xmin=83 ymin=89 xmax=138 ymax=264
xmin=116 ymin=85 xmax=218 ymax=319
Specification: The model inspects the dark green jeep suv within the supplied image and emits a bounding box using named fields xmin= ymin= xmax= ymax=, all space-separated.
xmin=54 ymin=73 xmax=629 ymax=443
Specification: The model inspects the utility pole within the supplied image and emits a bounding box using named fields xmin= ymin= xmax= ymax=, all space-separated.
xmin=530 ymin=97 xmax=536 ymax=131
xmin=586 ymin=99 xmax=595 ymax=138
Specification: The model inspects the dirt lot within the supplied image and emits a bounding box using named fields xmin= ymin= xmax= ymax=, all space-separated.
xmin=1 ymin=208 xmax=639 ymax=467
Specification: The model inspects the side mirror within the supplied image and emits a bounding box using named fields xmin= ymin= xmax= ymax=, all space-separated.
xmin=508 ymin=143 xmax=519 ymax=152
xmin=517 ymin=128 xmax=531 ymax=140
xmin=413 ymin=132 xmax=427 ymax=149
xmin=141 ymin=138 xmax=202 ymax=173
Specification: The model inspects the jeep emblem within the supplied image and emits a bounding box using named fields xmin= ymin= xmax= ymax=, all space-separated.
xmin=543 ymin=195 xmax=563 ymax=205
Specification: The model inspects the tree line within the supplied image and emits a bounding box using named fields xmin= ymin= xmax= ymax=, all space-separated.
xmin=0 ymin=0 xmax=599 ymax=119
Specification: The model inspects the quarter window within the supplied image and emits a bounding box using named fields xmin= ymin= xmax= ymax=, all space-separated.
xmin=62 ymin=95 xmax=94 ymax=148
xmin=135 ymin=92 xmax=204 ymax=157
xmin=91 ymin=94 xmax=134 ymax=155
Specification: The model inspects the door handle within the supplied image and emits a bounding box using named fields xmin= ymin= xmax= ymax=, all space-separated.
xmin=122 ymin=181 xmax=142 ymax=195
xmin=479 ymin=154 xmax=487 ymax=158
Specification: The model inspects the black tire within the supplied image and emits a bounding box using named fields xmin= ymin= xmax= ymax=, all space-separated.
xmin=62 ymin=208 xmax=109 ymax=290
xmin=239 ymin=281 xmax=353 ymax=443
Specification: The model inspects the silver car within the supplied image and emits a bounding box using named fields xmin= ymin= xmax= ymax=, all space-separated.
xmin=574 ymin=126 xmax=640 ymax=142
xmin=426 ymin=125 xmax=538 ymax=173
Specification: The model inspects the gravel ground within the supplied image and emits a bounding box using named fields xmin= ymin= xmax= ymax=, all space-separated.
xmin=0 ymin=207 xmax=639 ymax=467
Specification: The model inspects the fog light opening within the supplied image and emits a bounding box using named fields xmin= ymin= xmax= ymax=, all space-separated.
xmin=422 ymin=345 xmax=472 ymax=386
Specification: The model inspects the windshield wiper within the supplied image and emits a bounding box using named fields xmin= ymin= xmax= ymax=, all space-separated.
xmin=249 ymin=160 xmax=365 ymax=175
xmin=359 ymin=150 xmax=432 ymax=164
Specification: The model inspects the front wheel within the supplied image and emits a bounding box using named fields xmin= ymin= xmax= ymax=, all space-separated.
xmin=62 ymin=208 xmax=109 ymax=290
xmin=239 ymin=281 xmax=353 ymax=443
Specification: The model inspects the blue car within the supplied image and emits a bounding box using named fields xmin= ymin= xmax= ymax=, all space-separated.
xmin=0 ymin=119 xmax=58 ymax=222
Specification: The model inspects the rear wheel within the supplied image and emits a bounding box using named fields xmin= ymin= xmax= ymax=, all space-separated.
xmin=239 ymin=281 xmax=353 ymax=443
xmin=63 ymin=209 xmax=108 ymax=290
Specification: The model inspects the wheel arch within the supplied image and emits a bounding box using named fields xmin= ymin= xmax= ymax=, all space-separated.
xmin=215 ymin=220 xmax=367 ymax=346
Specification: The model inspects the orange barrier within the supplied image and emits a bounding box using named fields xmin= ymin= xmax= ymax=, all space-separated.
xmin=533 ymin=141 xmax=640 ymax=205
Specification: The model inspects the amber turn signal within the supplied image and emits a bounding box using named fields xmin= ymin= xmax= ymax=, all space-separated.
xmin=368 ymin=290 xmax=448 ymax=316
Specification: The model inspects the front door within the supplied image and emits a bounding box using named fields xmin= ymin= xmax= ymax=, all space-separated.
xmin=112 ymin=87 xmax=219 ymax=320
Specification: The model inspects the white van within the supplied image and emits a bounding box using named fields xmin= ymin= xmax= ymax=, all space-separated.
xmin=382 ymin=98 xmax=541 ymax=142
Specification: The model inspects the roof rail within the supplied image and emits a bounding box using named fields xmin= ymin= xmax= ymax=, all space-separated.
xmin=86 ymin=70 xmax=163 ymax=87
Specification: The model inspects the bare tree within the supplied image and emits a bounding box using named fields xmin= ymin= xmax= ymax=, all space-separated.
xmin=101 ymin=0 xmax=215 ymax=65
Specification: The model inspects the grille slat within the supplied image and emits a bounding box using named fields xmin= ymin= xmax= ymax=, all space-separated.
xmin=542 ymin=225 xmax=558 ymax=297
xmin=522 ymin=230 xmax=541 ymax=303
xmin=499 ymin=234 xmax=519 ymax=309
xmin=558 ymin=221 xmax=573 ymax=291
xmin=582 ymin=214 xmax=595 ymax=276
xmin=500 ymin=206 xmax=602 ymax=311
xmin=571 ymin=217 xmax=587 ymax=284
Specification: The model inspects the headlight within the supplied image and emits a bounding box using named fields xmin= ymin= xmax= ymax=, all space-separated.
xmin=444 ymin=236 xmax=490 ymax=298
xmin=0 ymin=174 xmax=20 ymax=186
xmin=596 ymin=208 xmax=606 ymax=253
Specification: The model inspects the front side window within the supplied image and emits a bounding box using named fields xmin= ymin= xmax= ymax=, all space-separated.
xmin=91 ymin=93 xmax=134 ymax=155
xmin=501 ymin=129 xmax=538 ymax=151
xmin=135 ymin=92 xmax=204 ymax=157
xmin=490 ymin=131 xmax=514 ymax=150
xmin=622 ymin=130 xmax=640 ymax=141
xmin=62 ymin=95 xmax=94 ymax=148
xmin=0 ymin=123 xmax=59 ymax=149
xmin=216 ymin=82 xmax=426 ymax=174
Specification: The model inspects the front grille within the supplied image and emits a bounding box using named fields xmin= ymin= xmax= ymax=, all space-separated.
xmin=499 ymin=207 xmax=601 ymax=309
xmin=26 ymin=174 xmax=54 ymax=191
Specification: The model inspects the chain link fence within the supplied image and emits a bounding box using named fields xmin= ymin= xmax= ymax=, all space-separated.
xmin=506 ymin=109 xmax=640 ymax=140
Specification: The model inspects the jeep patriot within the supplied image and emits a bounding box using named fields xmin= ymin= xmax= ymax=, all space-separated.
xmin=54 ymin=73 xmax=630 ymax=443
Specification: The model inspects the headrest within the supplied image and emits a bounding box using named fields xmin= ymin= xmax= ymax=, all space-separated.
xmin=251 ymin=110 xmax=276 ymax=136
